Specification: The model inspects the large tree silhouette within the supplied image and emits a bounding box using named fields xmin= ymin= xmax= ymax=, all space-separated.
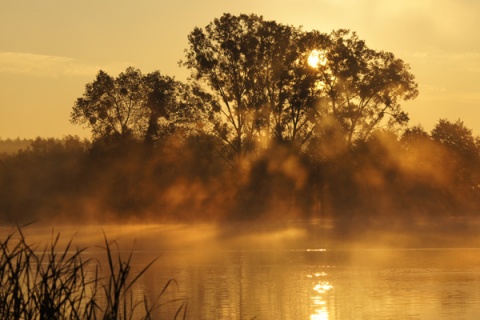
xmin=183 ymin=14 xmax=419 ymax=161
xmin=183 ymin=14 xmax=323 ymax=160
xmin=310 ymin=30 xmax=419 ymax=145
xmin=71 ymin=67 xmax=202 ymax=146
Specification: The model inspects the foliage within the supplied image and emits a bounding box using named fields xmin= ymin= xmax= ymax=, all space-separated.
xmin=430 ymin=119 xmax=480 ymax=209
xmin=0 ymin=226 xmax=186 ymax=319
xmin=183 ymin=13 xmax=320 ymax=158
xmin=0 ymin=138 xmax=33 ymax=156
xmin=431 ymin=119 xmax=479 ymax=157
xmin=183 ymin=13 xmax=418 ymax=161
xmin=1 ymin=118 xmax=480 ymax=227
xmin=310 ymin=29 xmax=418 ymax=145
xmin=71 ymin=67 xmax=204 ymax=146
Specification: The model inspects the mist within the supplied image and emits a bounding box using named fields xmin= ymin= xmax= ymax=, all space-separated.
xmin=1 ymin=119 xmax=479 ymax=250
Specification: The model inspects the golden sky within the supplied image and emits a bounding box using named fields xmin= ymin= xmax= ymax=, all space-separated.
xmin=1 ymin=0 xmax=479 ymax=138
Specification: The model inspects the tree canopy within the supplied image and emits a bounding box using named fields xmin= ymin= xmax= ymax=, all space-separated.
xmin=310 ymin=29 xmax=418 ymax=144
xmin=71 ymin=67 xmax=205 ymax=146
xmin=183 ymin=13 xmax=418 ymax=160
xmin=71 ymin=14 xmax=419 ymax=163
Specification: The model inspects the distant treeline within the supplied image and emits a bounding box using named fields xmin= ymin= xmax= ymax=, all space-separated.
xmin=0 ymin=138 xmax=34 ymax=154
xmin=0 ymin=119 xmax=479 ymax=228
xmin=1 ymin=13 xmax=479 ymax=228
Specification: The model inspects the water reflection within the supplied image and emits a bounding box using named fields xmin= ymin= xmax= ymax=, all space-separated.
xmin=6 ymin=226 xmax=480 ymax=319
xmin=309 ymin=272 xmax=333 ymax=320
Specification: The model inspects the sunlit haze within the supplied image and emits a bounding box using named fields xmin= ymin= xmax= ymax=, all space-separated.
xmin=2 ymin=3 xmax=480 ymax=318
xmin=308 ymin=49 xmax=327 ymax=68
xmin=1 ymin=0 xmax=480 ymax=138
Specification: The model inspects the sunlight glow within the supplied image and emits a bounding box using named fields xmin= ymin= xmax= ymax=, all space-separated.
xmin=313 ymin=282 xmax=333 ymax=294
xmin=311 ymin=280 xmax=333 ymax=320
xmin=315 ymin=80 xmax=326 ymax=91
xmin=308 ymin=49 xmax=327 ymax=68
xmin=311 ymin=310 xmax=329 ymax=320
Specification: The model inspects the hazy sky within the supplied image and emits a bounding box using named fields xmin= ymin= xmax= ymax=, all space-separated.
xmin=1 ymin=0 xmax=479 ymax=139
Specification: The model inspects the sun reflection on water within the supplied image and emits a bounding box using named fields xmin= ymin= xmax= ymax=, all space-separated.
xmin=309 ymin=271 xmax=333 ymax=320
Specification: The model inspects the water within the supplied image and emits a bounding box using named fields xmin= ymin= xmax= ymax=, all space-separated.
xmin=117 ymin=248 xmax=480 ymax=320
xmin=4 ymin=224 xmax=480 ymax=319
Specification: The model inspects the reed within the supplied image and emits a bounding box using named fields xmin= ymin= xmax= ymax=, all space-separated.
xmin=0 ymin=225 xmax=187 ymax=320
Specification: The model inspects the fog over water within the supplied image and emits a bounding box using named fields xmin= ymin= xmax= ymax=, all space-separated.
xmin=5 ymin=217 xmax=480 ymax=255
xmin=3 ymin=223 xmax=480 ymax=320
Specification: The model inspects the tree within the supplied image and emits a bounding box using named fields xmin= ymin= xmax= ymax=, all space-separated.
xmin=183 ymin=14 xmax=322 ymax=160
xmin=400 ymin=125 xmax=430 ymax=151
xmin=71 ymin=67 xmax=145 ymax=141
xmin=183 ymin=14 xmax=419 ymax=162
xmin=309 ymin=30 xmax=419 ymax=146
xmin=71 ymin=67 xmax=201 ymax=146
xmin=431 ymin=119 xmax=480 ymax=190
xmin=431 ymin=119 xmax=479 ymax=156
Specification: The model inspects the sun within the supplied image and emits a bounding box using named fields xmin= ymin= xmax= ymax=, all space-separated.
xmin=308 ymin=49 xmax=327 ymax=68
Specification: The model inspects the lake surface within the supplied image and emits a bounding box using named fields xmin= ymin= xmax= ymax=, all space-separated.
xmin=3 ymin=224 xmax=480 ymax=319
xmin=115 ymin=248 xmax=480 ymax=320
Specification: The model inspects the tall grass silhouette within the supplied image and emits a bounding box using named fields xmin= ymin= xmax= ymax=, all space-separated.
xmin=0 ymin=224 xmax=187 ymax=319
